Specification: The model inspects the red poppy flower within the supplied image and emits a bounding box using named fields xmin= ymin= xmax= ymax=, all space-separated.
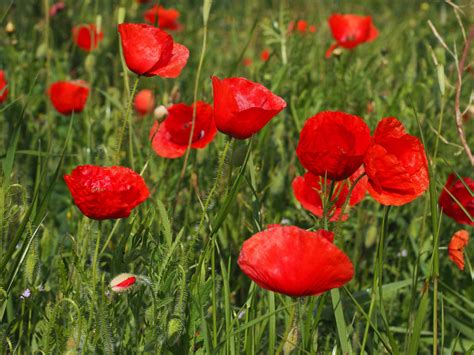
xmin=0 ymin=70 xmax=8 ymax=103
xmin=144 ymin=5 xmax=182 ymax=31
xmin=242 ymin=58 xmax=252 ymax=67
xmin=292 ymin=166 xmax=367 ymax=221
xmin=296 ymin=111 xmax=371 ymax=181
xmin=64 ymin=165 xmax=149 ymax=220
xmin=260 ymin=49 xmax=270 ymax=62
xmin=134 ymin=89 xmax=155 ymax=116
xmin=448 ymin=230 xmax=469 ymax=270
xmin=211 ymin=76 xmax=286 ymax=139
xmin=288 ymin=20 xmax=316 ymax=34
xmin=49 ymin=2 xmax=65 ymax=17
xmin=438 ymin=174 xmax=474 ymax=225
xmin=72 ymin=24 xmax=104 ymax=52
xmin=150 ymin=101 xmax=216 ymax=158
xmin=238 ymin=226 xmax=354 ymax=297
xmin=47 ymin=80 xmax=89 ymax=115
xmin=364 ymin=117 xmax=429 ymax=206
xmin=118 ymin=23 xmax=189 ymax=78
xmin=326 ymin=14 xmax=378 ymax=58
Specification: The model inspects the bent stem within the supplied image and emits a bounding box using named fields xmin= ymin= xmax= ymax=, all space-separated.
xmin=115 ymin=76 xmax=139 ymax=164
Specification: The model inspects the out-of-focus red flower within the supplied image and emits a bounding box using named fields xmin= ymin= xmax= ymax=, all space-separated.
xmin=49 ymin=2 xmax=65 ymax=17
xmin=0 ymin=70 xmax=8 ymax=103
xmin=448 ymin=230 xmax=469 ymax=270
xmin=110 ymin=273 xmax=138 ymax=293
xmin=238 ymin=225 xmax=354 ymax=296
xmin=296 ymin=111 xmax=371 ymax=181
xmin=242 ymin=58 xmax=253 ymax=67
xmin=47 ymin=80 xmax=89 ymax=115
xmin=439 ymin=174 xmax=474 ymax=225
xmin=118 ymin=23 xmax=189 ymax=78
xmin=144 ymin=5 xmax=182 ymax=31
xmin=326 ymin=14 xmax=378 ymax=58
xmin=211 ymin=76 xmax=286 ymax=139
xmin=72 ymin=24 xmax=104 ymax=51
xmin=288 ymin=20 xmax=316 ymax=34
xmin=64 ymin=165 xmax=149 ymax=220
xmin=134 ymin=89 xmax=155 ymax=116
xmin=292 ymin=166 xmax=367 ymax=221
xmin=260 ymin=49 xmax=270 ymax=62
xmin=150 ymin=101 xmax=216 ymax=158
xmin=364 ymin=117 xmax=429 ymax=206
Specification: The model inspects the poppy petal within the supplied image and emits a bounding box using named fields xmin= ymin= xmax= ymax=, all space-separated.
xmin=238 ymin=226 xmax=354 ymax=297
xmin=148 ymin=42 xmax=190 ymax=78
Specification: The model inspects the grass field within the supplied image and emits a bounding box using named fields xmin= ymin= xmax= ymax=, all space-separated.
xmin=0 ymin=0 xmax=473 ymax=353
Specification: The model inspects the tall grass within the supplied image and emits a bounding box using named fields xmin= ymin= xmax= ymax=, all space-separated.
xmin=0 ymin=0 xmax=472 ymax=353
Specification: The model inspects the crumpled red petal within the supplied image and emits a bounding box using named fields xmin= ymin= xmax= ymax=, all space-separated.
xmin=64 ymin=165 xmax=150 ymax=220
xmin=364 ymin=117 xmax=429 ymax=206
xmin=448 ymin=230 xmax=469 ymax=270
xmin=438 ymin=174 xmax=474 ymax=225
xmin=296 ymin=111 xmax=371 ymax=181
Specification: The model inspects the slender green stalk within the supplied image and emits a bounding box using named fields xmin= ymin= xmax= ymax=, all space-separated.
xmin=173 ymin=0 xmax=212 ymax=213
xmin=115 ymin=77 xmax=139 ymax=164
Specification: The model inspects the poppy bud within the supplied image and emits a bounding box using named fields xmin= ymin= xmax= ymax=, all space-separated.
xmin=5 ymin=21 xmax=15 ymax=34
xmin=109 ymin=273 xmax=138 ymax=293
xmin=154 ymin=105 xmax=169 ymax=122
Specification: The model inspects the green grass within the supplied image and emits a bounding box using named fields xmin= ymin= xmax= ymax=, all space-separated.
xmin=1 ymin=0 xmax=473 ymax=353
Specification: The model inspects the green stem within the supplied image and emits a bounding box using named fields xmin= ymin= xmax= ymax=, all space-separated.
xmin=115 ymin=77 xmax=139 ymax=164
xmin=91 ymin=222 xmax=101 ymax=288
xmin=173 ymin=0 xmax=211 ymax=215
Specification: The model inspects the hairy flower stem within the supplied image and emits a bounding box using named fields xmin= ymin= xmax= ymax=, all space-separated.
xmin=115 ymin=76 xmax=139 ymax=164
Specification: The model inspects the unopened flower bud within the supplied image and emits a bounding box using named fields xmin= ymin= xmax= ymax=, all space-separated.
xmin=5 ymin=21 xmax=15 ymax=34
xmin=109 ymin=273 xmax=137 ymax=293
xmin=154 ymin=105 xmax=169 ymax=122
